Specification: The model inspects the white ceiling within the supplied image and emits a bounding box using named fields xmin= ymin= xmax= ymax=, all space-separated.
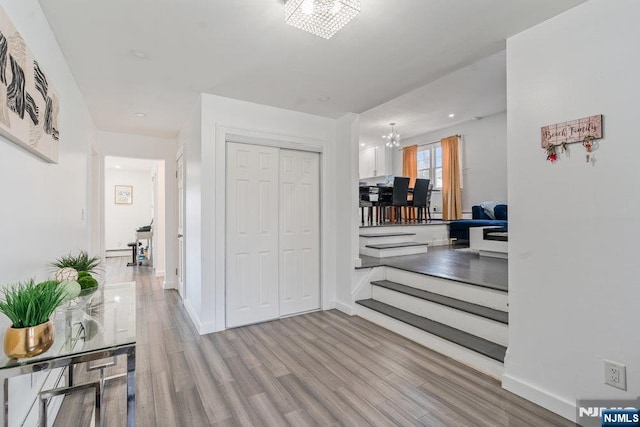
xmin=105 ymin=156 xmax=159 ymax=172
xmin=360 ymin=50 xmax=506 ymax=147
xmin=38 ymin=0 xmax=585 ymax=138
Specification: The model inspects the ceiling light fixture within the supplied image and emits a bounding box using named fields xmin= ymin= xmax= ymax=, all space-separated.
xmin=285 ymin=0 xmax=360 ymax=40
xmin=130 ymin=49 xmax=148 ymax=59
xmin=135 ymin=112 xmax=146 ymax=117
xmin=382 ymin=122 xmax=400 ymax=148
xmin=360 ymin=143 xmax=365 ymax=147
xmin=449 ymin=113 xmax=455 ymax=118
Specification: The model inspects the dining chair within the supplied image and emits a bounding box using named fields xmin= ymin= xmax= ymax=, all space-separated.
xmin=409 ymin=178 xmax=430 ymax=223
xmin=391 ymin=177 xmax=410 ymax=223
xmin=425 ymin=183 xmax=433 ymax=221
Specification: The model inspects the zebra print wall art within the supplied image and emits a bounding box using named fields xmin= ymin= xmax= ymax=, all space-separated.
xmin=0 ymin=5 xmax=60 ymax=163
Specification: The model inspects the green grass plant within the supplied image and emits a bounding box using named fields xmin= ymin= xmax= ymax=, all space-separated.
xmin=0 ymin=280 xmax=66 ymax=328
xmin=51 ymin=250 xmax=102 ymax=273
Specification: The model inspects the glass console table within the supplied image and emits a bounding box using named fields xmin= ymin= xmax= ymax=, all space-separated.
xmin=0 ymin=282 xmax=136 ymax=427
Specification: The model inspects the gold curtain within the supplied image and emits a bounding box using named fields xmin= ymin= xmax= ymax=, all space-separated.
xmin=402 ymin=145 xmax=418 ymax=187
xmin=441 ymin=135 xmax=462 ymax=220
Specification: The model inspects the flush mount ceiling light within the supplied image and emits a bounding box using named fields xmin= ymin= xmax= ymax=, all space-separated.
xmin=130 ymin=49 xmax=148 ymax=59
xmin=285 ymin=0 xmax=360 ymax=40
xmin=383 ymin=122 xmax=400 ymax=148
xmin=135 ymin=112 xmax=146 ymax=117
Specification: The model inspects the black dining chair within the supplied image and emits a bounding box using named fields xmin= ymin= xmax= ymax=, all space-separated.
xmin=391 ymin=177 xmax=410 ymax=223
xmin=425 ymin=183 xmax=433 ymax=221
xmin=409 ymin=178 xmax=430 ymax=223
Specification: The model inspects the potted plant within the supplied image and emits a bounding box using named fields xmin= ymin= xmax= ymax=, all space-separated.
xmin=51 ymin=250 xmax=102 ymax=274
xmin=51 ymin=250 xmax=101 ymax=296
xmin=0 ymin=280 xmax=66 ymax=358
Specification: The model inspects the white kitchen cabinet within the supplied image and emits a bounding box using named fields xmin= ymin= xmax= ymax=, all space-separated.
xmin=359 ymin=146 xmax=391 ymax=179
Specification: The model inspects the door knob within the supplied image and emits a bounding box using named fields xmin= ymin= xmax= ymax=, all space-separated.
xmin=178 ymin=234 xmax=183 ymax=238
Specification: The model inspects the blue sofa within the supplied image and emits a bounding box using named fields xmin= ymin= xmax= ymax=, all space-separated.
xmin=448 ymin=204 xmax=508 ymax=241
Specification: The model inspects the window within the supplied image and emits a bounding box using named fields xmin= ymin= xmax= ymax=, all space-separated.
xmin=417 ymin=143 xmax=443 ymax=189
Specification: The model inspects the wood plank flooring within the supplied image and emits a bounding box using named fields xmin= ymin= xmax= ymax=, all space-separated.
xmin=55 ymin=257 xmax=572 ymax=426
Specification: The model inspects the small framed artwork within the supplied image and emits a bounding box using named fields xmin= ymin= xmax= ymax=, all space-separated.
xmin=115 ymin=185 xmax=133 ymax=204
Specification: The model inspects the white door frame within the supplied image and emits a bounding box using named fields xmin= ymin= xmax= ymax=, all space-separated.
xmin=214 ymin=126 xmax=329 ymax=332
xmin=176 ymin=149 xmax=186 ymax=299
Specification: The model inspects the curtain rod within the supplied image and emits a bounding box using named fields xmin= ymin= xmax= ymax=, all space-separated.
xmin=398 ymin=135 xmax=461 ymax=151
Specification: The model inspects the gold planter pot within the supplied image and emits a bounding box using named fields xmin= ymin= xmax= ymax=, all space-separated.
xmin=3 ymin=320 xmax=55 ymax=359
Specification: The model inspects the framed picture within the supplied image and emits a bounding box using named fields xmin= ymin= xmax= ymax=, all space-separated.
xmin=115 ymin=185 xmax=133 ymax=204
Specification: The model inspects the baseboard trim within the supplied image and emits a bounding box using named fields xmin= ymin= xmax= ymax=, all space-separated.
xmin=162 ymin=279 xmax=176 ymax=290
xmin=502 ymin=373 xmax=576 ymax=422
xmin=183 ymin=298 xmax=218 ymax=335
xmin=335 ymin=300 xmax=354 ymax=315
xmin=155 ymin=270 xmax=165 ymax=278
xmin=105 ymin=249 xmax=130 ymax=258
xmin=183 ymin=298 xmax=201 ymax=331
xmin=199 ymin=321 xmax=218 ymax=335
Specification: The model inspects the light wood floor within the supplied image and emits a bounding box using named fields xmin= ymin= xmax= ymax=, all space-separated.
xmin=55 ymin=257 xmax=573 ymax=426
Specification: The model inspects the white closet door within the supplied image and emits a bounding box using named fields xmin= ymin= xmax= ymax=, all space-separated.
xmin=279 ymin=149 xmax=320 ymax=316
xmin=226 ymin=143 xmax=280 ymax=328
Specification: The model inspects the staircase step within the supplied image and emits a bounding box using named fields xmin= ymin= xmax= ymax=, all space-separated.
xmin=360 ymin=242 xmax=429 ymax=258
xmin=359 ymin=232 xmax=416 ymax=238
xmin=371 ymin=280 xmax=508 ymax=324
xmin=365 ymin=242 xmax=428 ymax=249
xmin=355 ymin=299 xmax=507 ymax=363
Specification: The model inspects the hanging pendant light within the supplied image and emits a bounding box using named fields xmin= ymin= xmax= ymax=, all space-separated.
xmin=383 ymin=122 xmax=401 ymax=148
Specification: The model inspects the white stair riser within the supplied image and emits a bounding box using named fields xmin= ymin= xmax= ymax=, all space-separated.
xmin=385 ymin=268 xmax=508 ymax=311
xmin=360 ymin=245 xmax=428 ymax=258
xmin=479 ymin=250 xmax=508 ymax=259
xmin=469 ymin=227 xmax=508 ymax=257
xmin=359 ymin=234 xmax=416 ymax=248
xmin=372 ymin=287 xmax=508 ymax=346
xmin=356 ymin=305 xmax=504 ymax=380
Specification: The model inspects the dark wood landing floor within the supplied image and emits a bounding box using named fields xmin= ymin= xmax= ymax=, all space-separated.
xmin=359 ymin=246 xmax=508 ymax=291
xmin=54 ymin=257 xmax=569 ymax=426
xmin=360 ymin=220 xmax=448 ymax=229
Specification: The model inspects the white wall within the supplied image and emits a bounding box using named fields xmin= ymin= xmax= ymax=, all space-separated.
xmin=94 ymin=131 xmax=178 ymax=288
xmin=392 ymin=112 xmax=507 ymax=215
xmin=104 ymin=169 xmax=153 ymax=250
xmin=335 ymin=114 xmax=360 ymax=314
xmin=153 ymin=164 xmax=166 ymax=276
xmin=178 ymin=97 xmax=202 ymax=317
xmin=180 ymin=94 xmax=347 ymax=334
xmin=0 ymin=0 xmax=95 ymax=289
xmin=0 ymin=1 xmax=95 ymax=425
xmin=504 ymin=0 xmax=640 ymax=421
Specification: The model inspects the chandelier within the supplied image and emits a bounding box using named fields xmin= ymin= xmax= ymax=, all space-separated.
xmin=383 ymin=122 xmax=401 ymax=148
xmin=285 ymin=0 xmax=361 ymax=40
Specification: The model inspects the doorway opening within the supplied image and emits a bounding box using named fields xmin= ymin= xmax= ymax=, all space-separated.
xmin=104 ymin=156 xmax=166 ymax=277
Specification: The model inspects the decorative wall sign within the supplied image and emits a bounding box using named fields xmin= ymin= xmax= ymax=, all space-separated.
xmin=115 ymin=185 xmax=133 ymax=204
xmin=541 ymin=115 xmax=602 ymax=148
xmin=0 ymin=5 xmax=60 ymax=163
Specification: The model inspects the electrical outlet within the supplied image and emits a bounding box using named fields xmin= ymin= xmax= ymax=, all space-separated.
xmin=604 ymin=360 xmax=627 ymax=390
xmin=433 ymin=205 xmax=437 ymax=212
